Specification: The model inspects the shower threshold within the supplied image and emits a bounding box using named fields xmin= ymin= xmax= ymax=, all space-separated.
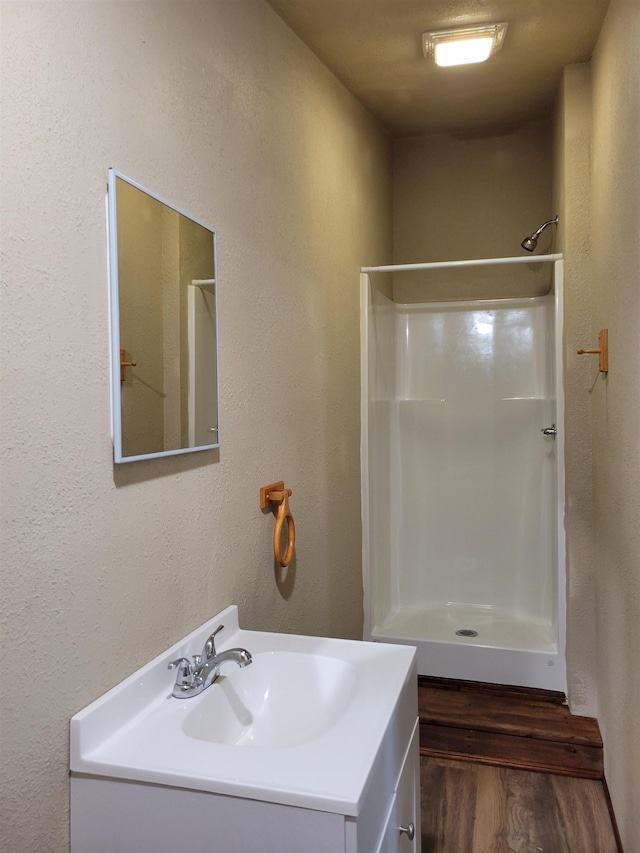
xmin=374 ymin=606 xmax=557 ymax=653
xmin=370 ymin=605 xmax=564 ymax=691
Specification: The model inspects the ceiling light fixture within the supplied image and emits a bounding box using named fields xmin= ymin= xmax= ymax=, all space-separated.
xmin=422 ymin=22 xmax=508 ymax=67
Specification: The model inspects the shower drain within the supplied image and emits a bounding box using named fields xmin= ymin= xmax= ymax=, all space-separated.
xmin=455 ymin=629 xmax=478 ymax=637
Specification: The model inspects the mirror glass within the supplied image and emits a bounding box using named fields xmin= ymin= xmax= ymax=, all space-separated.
xmin=108 ymin=170 xmax=219 ymax=463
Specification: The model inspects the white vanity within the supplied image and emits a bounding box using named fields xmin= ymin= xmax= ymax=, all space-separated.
xmin=70 ymin=606 xmax=420 ymax=853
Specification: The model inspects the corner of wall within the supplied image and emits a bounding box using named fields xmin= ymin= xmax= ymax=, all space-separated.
xmin=553 ymin=61 xmax=598 ymax=719
xmin=589 ymin=1 xmax=640 ymax=846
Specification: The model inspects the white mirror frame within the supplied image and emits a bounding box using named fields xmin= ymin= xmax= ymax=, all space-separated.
xmin=107 ymin=169 xmax=220 ymax=463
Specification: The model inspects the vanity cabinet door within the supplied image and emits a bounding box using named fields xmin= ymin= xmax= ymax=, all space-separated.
xmin=377 ymin=726 xmax=420 ymax=853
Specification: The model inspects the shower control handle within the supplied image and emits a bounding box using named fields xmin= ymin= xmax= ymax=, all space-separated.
xmin=399 ymin=823 xmax=415 ymax=841
xmin=541 ymin=424 xmax=557 ymax=437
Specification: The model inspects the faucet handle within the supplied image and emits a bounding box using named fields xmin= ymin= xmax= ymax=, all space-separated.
xmin=202 ymin=623 xmax=225 ymax=661
xmin=168 ymin=657 xmax=194 ymax=681
xmin=168 ymin=657 xmax=200 ymax=696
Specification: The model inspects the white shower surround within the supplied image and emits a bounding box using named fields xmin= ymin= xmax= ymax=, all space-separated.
xmin=361 ymin=256 xmax=566 ymax=692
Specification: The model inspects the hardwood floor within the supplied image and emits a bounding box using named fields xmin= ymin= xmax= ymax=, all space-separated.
xmin=418 ymin=677 xmax=603 ymax=778
xmin=417 ymin=678 xmax=621 ymax=851
xmin=420 ymin=756 xmax=620 ymax=853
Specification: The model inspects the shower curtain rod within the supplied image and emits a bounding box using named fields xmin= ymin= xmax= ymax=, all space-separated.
xmin=361 ymin=253 xmax=563 ymax=274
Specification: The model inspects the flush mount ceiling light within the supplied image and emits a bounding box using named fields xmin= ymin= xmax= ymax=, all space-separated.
xmin=422 ymin=22 xmax=508 ymax=67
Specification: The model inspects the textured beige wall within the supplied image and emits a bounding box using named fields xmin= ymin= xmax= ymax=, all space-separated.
xmin=552 ymin=64 xmax=598 ymax=717
xmin=392 ymin=124 xmax=554 ymax=302
xmin=590 ymin=1 xmax=640 ymax=847
xmin=0 ymin=2 xmax=391 ymax=850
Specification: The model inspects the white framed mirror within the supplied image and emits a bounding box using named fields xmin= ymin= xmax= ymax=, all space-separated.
xmin=107 ymin=170 xmax=219 ymax=463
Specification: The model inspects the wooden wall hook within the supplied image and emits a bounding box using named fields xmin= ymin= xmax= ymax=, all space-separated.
xmin=577 ymin=328 xmax=608 ymax=373
xmin=120 ymin=347 xmax=137 ymax=382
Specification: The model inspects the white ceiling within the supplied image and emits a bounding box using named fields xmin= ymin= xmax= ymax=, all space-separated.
xmin=265 ymin=0 xmax=610 ymax=136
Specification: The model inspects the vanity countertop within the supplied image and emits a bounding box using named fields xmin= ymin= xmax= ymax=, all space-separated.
xmin=71 ymin=606 xmax=417 ymax=816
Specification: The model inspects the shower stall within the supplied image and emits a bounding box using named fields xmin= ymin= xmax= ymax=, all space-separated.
xmin=360 ymin=254 xmax=566 ymax=692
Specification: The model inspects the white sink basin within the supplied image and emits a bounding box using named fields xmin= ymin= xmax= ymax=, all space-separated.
xmin=70 ymin=606 xmax=416 ymax=815
xmin=182 ymin=651 xmax=358 ymax=748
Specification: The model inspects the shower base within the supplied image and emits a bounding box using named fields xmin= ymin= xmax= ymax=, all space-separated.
xmin=370 ymin=605 xmax=565 ymax=692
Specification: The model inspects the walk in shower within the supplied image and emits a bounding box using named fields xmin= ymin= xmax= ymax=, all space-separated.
xmin=360 ymin=255 xmax=566 ymax=691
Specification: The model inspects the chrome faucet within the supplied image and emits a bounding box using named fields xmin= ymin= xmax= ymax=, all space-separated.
xmin=168 ymin=624 xmax=252 ymax=698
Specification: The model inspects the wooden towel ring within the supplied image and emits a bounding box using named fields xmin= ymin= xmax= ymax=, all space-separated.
xmin=259 ymin=482 xmax=296 ymax=567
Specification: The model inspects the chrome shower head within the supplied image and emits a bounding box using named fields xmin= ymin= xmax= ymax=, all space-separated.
xmin=521 ymin=215 xmax=558 ymax=252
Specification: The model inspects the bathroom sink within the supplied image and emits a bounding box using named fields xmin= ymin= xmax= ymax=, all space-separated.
xmin=70 ymin=605 xmax=417 ymax=815
xmin=182 ymin=651 xmax=358 ymax=747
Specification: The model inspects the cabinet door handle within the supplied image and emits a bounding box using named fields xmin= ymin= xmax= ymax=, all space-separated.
xmin=399 ymin=822 xmax=415 ymax=841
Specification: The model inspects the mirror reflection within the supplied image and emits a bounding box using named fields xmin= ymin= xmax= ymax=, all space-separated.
xmin=108 ymin=171 xmax=219 ymax=463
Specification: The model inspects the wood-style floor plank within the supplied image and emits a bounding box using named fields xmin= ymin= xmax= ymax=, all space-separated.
xmin=421 ymin=758 xmax=478 ymax=853
xmin=473 ymin=764 xmax=572 ymax=852
xmin=550 ymin=774 xmax=620 ymax=853
xmin=419 ymin=681 xmax=602 ymax=745
xmin=421 ymin=757 xmax=620 ymax=853
xmin=420 ymin=722 xmax=604 ymax=778
xmin=419 ymin=676 xmax=567 ymax=706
